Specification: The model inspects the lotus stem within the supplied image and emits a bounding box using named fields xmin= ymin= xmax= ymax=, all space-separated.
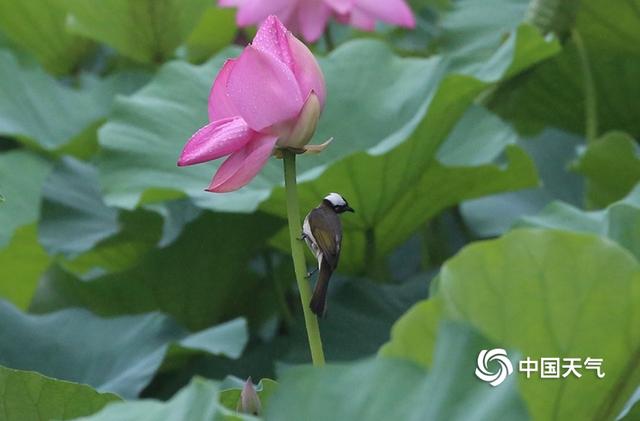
xmin=573 ymin=29 xmax=598 ymax=143
xmin=282 ymin=150 xmax=326 ymax=366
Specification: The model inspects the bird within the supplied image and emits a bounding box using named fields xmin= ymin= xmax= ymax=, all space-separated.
xmin=301 ymin=192 xmax=354 ymax=317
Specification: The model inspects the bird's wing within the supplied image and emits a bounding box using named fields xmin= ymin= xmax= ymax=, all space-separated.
xmin=308 ymin=208 xmax=342 ymax=270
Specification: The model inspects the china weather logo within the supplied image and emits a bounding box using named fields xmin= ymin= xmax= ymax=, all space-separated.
xmin=475 ymin=348 xmax=514 ymax=387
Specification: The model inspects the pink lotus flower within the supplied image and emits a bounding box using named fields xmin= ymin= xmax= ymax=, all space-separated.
xmin=178 ymin=16 xmax=326 ymax=193
xmin=219 ymin=0 xmax=416 ymax=43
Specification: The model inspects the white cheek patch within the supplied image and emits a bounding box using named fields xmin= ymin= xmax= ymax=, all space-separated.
xmin=325 ymin=192 xmax=346 ymax=207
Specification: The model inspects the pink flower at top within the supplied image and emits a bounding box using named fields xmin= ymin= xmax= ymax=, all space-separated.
xmin=219 ymin=0 xmax=416 ymax=43
xmin=178 ymin=16 xmax=326 ymax=193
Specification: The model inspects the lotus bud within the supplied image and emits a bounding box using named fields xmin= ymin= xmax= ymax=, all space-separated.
xmin=236 ymin=377 xmax=262 ymax=416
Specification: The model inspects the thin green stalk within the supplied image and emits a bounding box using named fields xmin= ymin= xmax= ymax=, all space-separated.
xmin=363 ymin=228 xmax=388 ymax=282
xmin=573 ymin=29 xmax=598 ymax=143
xmin=262 ymin=252 xmax=293 ymax=327
xmin=364 ymin=227 xmax=377 ymax=279
xmin=282 ymin=151 xmax=326 ymax=366
xmin=323 ymin=25 xmax=335 ymax=52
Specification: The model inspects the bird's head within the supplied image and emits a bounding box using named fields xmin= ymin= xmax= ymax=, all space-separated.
xmin=323 ymin=192 xmax=355 ymax=214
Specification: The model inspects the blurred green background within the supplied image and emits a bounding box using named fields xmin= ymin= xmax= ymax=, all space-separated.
xmin=0 ymin=0 xmax=639 ymax=420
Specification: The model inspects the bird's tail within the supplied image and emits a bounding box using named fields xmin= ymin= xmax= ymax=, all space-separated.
xmin=309 ymin=259 xmax=331 ymax=317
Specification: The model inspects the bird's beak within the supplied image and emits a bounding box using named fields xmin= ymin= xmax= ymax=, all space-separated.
xmin=346 ymin=206 xmax=355 ymax=213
